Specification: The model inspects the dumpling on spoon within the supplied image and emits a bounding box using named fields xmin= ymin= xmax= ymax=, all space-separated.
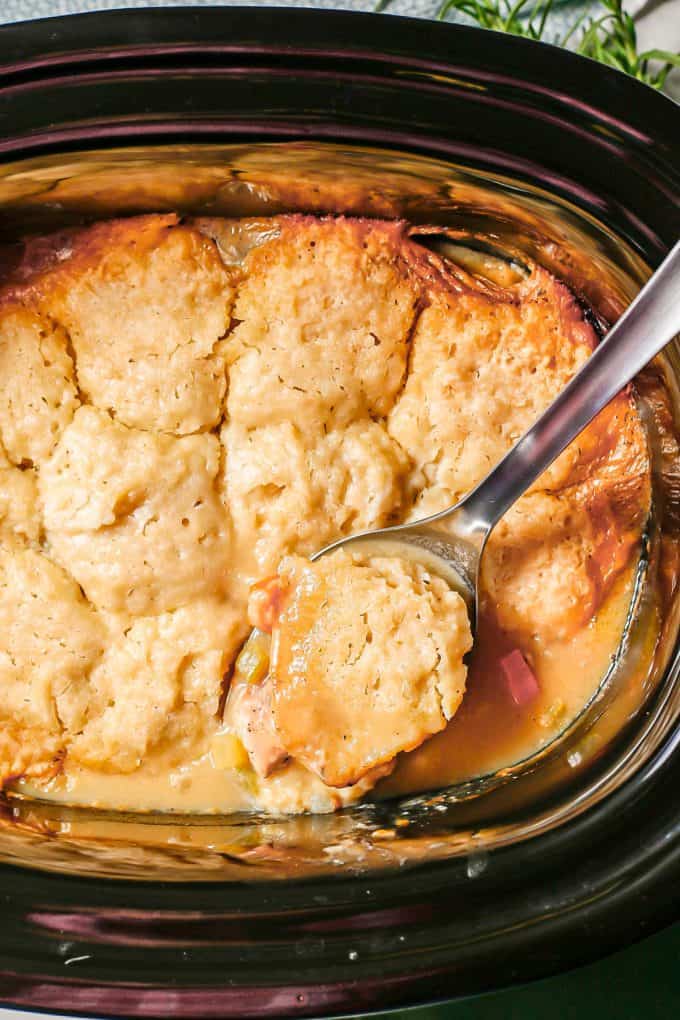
xmin=228 ymin=550 xmax=472 ymax=788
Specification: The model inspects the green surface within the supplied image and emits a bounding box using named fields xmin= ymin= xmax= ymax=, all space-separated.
xmin=364 ymin=922 xmax=680 ymax=1019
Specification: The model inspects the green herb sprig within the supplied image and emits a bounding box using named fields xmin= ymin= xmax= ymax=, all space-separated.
xmin=576 ymin=0 xmax=680 ymax=89
xmin=375 ymin=0 xmax=680 ymax=89
xmin=435 ymin=0 xmax=557 ymax=39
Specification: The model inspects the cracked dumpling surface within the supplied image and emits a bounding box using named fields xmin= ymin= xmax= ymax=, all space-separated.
xmin=68 ymin=601 xmax=247 ymax=773
xmin=387 ymin=268 xmax=650 ymax=643
xmin=483 ymin=493 xmax=603 ymax=642
xmin=0 ymin=442 xmax=41 ymax=546
xmin=387 ymin=269 xmax=596 ymax=512
xmin=225 ymin=216 xmax=420 ymax=430
xmin=28 ymin=215 xmax=235 ymax=434
xmin=0 ymin=545 xmax=104 ymax=779
xmin=269 ymin=551 xmax=472 ymax=788
xmin=318 ymin=422 xmax=411 ymax=536
xmin=221 ymin=418 xmax=409 ymax=583
xmin=221 ymin=420 xmax=323 ymax=585
xmin=0 ymin=300 xmax=79 ymax=466
xmin=40 ymin=406 xmax=232 ymax=615
xmin=483 ymin=478 xmax=646 ymax=643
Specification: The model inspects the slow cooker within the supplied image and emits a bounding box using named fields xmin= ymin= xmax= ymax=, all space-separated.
xmin=0 ymin=7 xmax=678 ymax=1016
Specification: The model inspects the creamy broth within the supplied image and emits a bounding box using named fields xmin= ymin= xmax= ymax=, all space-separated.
xmin=0 ymin=212 xmax=652 ymax=816
xmin=16 ymin=560 xmax=638 ymax=813
xmin=380 ymin=566 xmax=637 ymax=798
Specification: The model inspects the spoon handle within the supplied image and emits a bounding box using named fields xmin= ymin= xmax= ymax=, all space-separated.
xmin=456 ymin=240 xmax=680 ymax=535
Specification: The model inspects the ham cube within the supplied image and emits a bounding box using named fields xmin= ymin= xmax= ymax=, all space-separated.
xmin=500 ymin=649 xmax=539 ymax=707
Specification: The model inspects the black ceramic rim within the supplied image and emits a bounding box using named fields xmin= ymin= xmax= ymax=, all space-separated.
xmin=0 ymin=8 xmax=679 ymax=1018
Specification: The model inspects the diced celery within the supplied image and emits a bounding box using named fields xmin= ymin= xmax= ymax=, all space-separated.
xmin=234 ymin=630 xmax=271 ymax=685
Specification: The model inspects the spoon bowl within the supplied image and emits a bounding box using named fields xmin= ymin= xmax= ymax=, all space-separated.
xmin=311 ymin=516 xmax=482 ymax=625
xmin=313 ymin=240 xmax=680 ymax=637
xmin=231 ymin=240 xmax=680 ymax=803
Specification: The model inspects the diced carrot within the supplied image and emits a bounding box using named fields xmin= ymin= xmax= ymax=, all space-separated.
xmin=499 ymin=648 xmax=539 ymax=707
xmin=248 ymin=575 xmax=289 ymax=633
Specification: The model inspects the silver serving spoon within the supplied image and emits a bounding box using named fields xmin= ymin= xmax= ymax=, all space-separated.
xmin=314 ymin=241 xmax=680 ymax=631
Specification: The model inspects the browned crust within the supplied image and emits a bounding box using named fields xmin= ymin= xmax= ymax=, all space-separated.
xmin=1 ymin=214 xmax=180 ymax=299
xmin=0 ymin=212 xmax=656 ymax=798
